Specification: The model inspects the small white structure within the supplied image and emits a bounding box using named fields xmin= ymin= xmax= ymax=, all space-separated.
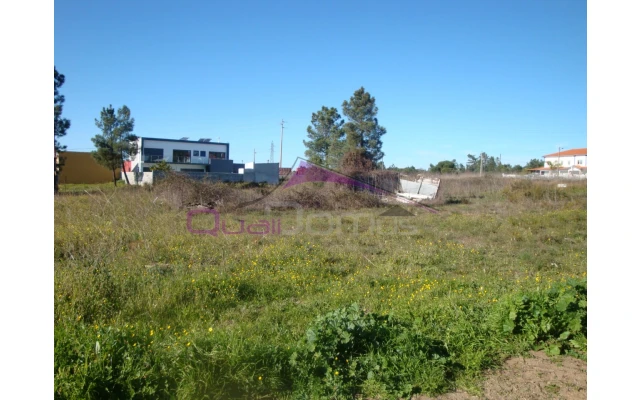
xmin=397 ymin=177 xmax=440 ymax=200
xmin=121 ymin=171 xmax=155 ymax=185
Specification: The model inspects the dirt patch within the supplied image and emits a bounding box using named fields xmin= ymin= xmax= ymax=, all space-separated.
xmin=417 ymin=351 xmax=586 ymax=400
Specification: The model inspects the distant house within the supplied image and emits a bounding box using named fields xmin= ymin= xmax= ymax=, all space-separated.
xmin=124 ymin=137 xmax=230 ymax=173
xmin=527 ymin=148 xmax=587 ymax=176
xmin=123 ymin=137 xmax=280 ymax=184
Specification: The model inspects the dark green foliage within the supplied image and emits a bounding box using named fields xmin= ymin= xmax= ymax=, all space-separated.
xmin=342 ymin=87 xmax=387 ymax=165
xmin=429 ymin=160 xmax=459 ymax=173
xmin=484 ymin=155 xmax=498 ymax=171
xmin=55 ymin=67 xmax=71 ymax=193
xmin=54 ymin=67 xmax=71 ymax=154
xmin=525 ymin=158 xmax=545 ymax=169
xmin=54 ymin=325 xmax=177 ymax=399
xmin=492 ymin=279 xmax=587 ymax=356
xmin=466 ymin=154 xmax=478 ymax=172
xmin=303 ymin=106 xmax=345 ymax=168
xmin=290 ymin=304 xmax=452 ymax=399
xmin=150 ymin=160 xmax=172 ymax=173
xmin=304 ymin=87 xmax=387 ymax=171
xmin=91 ymin=105 xmax=138 ymax=186
xmin=386 ymin=165 xmax=427 ymax=175
xmin=465 ymin=153 xmax=524 ymax=173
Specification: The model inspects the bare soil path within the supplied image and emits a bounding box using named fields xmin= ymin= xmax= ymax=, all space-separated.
xmin=416 ymin=351 xmax=587 ymax=400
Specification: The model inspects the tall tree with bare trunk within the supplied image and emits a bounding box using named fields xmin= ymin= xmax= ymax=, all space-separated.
xmin=54 ymin=67 xmax=71 ymax=193
xmin=91 ymin=105 xmax=138 ymax=187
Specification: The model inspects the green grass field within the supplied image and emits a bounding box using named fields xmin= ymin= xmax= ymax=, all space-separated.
xmin=54 ymin=177 xmax=587 ymax=399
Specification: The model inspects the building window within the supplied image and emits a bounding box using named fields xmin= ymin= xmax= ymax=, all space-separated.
xmin=209 ymin=152 xmax=226 ymax=160
xmin=200 ymin=151 xmax=206 ymax=157
xmin=193 ymin=150 xmax=199 ymax=157
xmin=578 ymin=160 xmax=583 ymax=165
xmin=143 ymin=148 xmax=164 ymax=162
xmin=173 ymin=150 xmax=191 ymax=163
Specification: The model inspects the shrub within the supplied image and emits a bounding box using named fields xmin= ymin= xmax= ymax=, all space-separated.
xmin=54 ymin=325 xmax=177 ymax=399
xmin=289 ymin=304 xmax=452 ymax=399
xmin=491 ymin=278 xmax=587 ymax=356
xmin=149 ymin=160 xmax=173 ymax=173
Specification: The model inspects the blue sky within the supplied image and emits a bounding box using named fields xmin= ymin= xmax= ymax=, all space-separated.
xmin=54 ymin=0 xmax=586 ymax=169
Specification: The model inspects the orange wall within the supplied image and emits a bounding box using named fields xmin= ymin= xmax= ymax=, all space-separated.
xmin=58 ymin=152 xmax=121 ymax=184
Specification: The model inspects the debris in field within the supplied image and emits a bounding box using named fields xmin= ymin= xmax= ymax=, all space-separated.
xmin=396 ymin=176 xmax=440 ymax=201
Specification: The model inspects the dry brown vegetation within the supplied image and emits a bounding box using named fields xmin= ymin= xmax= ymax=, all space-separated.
xmin=151 ymin=172 xmax=587 ymax=214
xmin=153 ymin=173 xmax=384 ymax=211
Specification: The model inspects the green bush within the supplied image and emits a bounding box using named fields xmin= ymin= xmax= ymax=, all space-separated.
xmin=54 ymin=325 xmax=177 ymax=399
xmin=491 ymin=278 xmax=587 ymax=356
xmin=289 ymin=304 xmax=452 ymax=399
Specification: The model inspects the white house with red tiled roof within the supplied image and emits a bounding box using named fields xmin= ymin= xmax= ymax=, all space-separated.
xmin=528 ymin=148 xmax=587 ymax=176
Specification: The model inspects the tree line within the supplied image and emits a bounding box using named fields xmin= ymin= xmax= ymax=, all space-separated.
xmin=55 ymin=71 xmax=548 ymax=191
xmin=387 ymin=155 xmax=545 ymax=175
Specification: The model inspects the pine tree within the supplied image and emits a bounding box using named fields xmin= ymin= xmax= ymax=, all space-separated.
xmin=91 ymin=105 xmax=138 ymax=186
xmin=341 ymin=87 xmax=387 ymax=165
xmin=303 ymin=106 xmax=345 ymax=168
xmin=54 ymin=67 xmax=71 ymax=193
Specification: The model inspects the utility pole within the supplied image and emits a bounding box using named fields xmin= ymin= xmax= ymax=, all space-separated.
xmin=279 ymin=119 xmax=285 ymax=168
xmin=270 ymin=141 xmax=275 ymax=163
xmin=479 ymin=153 xmax=484 ymax=177
xmin=253 ymin=149 xmax=257 ymax=164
